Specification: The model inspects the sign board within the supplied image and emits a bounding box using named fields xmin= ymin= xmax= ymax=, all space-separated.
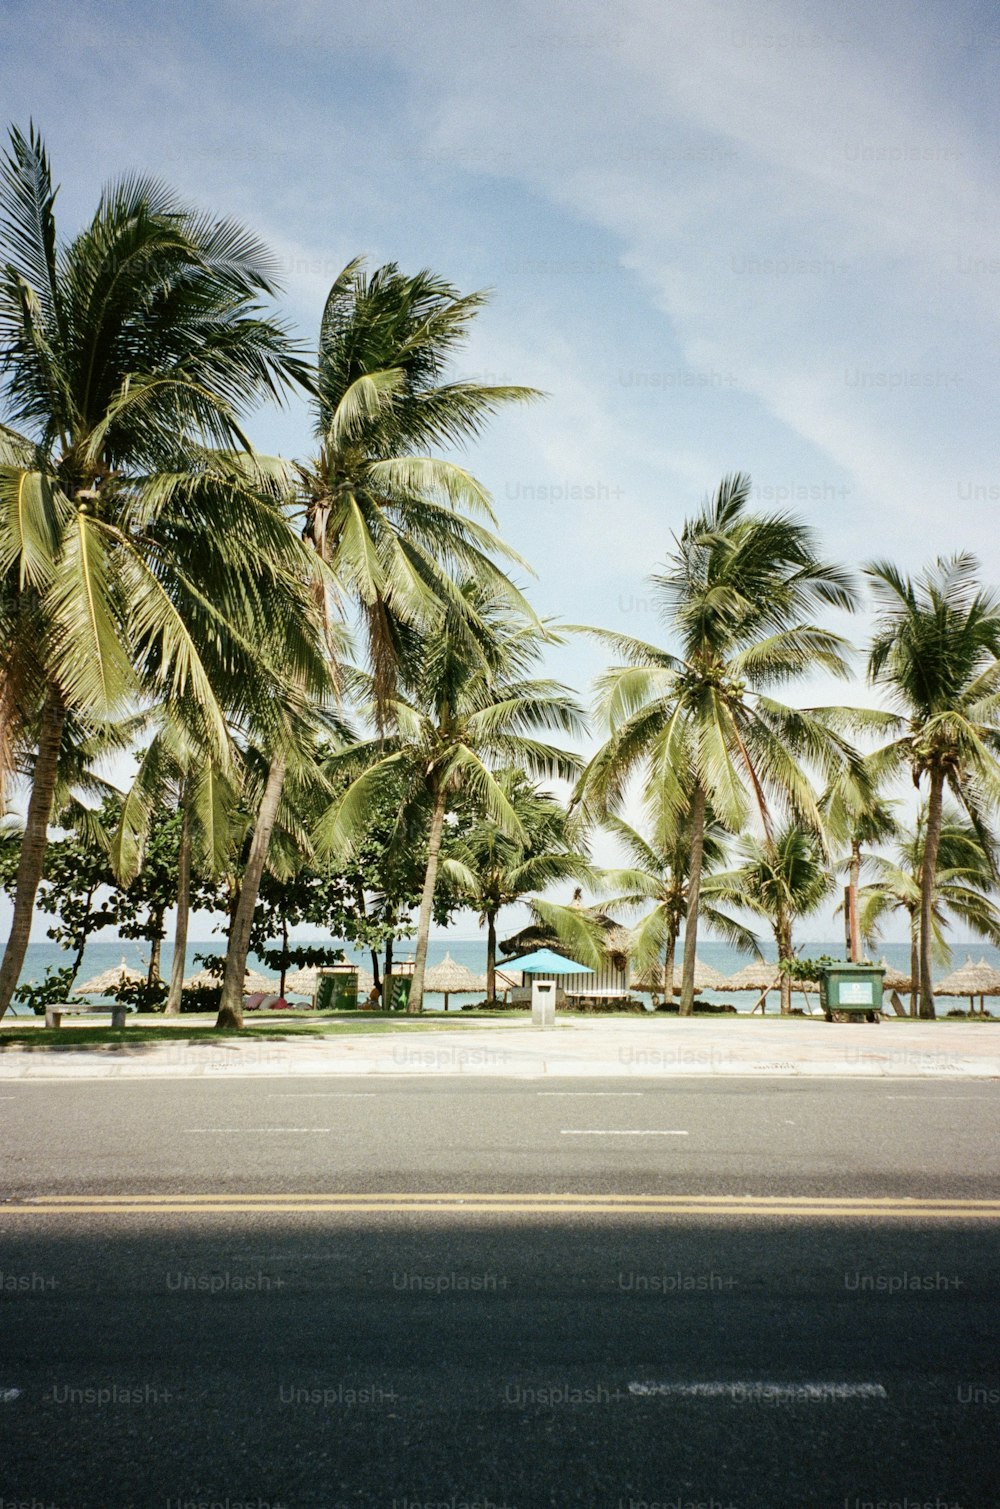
xmin=839 ymin=981 xmax=874 ymax=1006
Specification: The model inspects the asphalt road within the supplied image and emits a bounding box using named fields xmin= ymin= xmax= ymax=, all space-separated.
xmin=1 ymin=1078 xmax=998 ymax=1508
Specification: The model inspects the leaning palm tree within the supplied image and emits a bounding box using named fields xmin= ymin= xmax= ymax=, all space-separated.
xmin=577 ymin=473 xmax=860 ymax=1014
xmin=315 ymin=583 xmax=585 ymax=1013
xmin=0 ymin=125 xmax=308 ymax=1019
xmin=865 ymin=554 xmax=1000 ymax=1016
xmin=297 ymin=257 xmax=540 ymax=704
xmin=712 ymin=824 xmax=835 ymax=1014
xmin=859 ymin=805 xmax=1000 ymax=1015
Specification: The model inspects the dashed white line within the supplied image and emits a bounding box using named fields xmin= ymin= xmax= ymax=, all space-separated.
xmin=560 ymin=1129 xmax=689 ymax=1137
xmin=266 ymin=1093 xmax=377 ymax=1098
xmin=0 ymin=1389 xmax=22 ymax=1402
xmin=628 ymin=1381 xmax=887 ymax=1401
xmin=538 ymin=1092 xmax=645 ymax=1097
xmin=183 ymin=1127 xmax=331 ymax=1133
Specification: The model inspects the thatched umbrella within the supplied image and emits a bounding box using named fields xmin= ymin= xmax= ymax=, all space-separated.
xmin=934 ymin=956 xmax=1000 ymax=1015
xmin=721 ymin=962 xmax=782 ymax=991
xmin=630 ymin=957 xmax=729 ymax=995
xmin=878 ymin=958 xmax=913 ymax=992
xmin=182 ymin=966 xmax=275 ymax=994
xmin=75 ymin=957 xmax=144 ymax=994
xmin=717 ymin=960 xmax=819 ymax=1013
xmin=423 ymin=953 xmax=482 ymax=1010
xmin=284 ymin=965 xmax=321 ymax=997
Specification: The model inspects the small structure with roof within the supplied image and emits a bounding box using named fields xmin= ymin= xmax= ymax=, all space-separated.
xmin=423 ymin=953 xmax=483 ymax=1010
xmin=934 ymin=956 xmax=1000 ymax=1016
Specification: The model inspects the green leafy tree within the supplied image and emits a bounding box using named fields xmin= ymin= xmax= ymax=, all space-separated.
xmin=820 ymin=750 xmax=899 ymax=962
xmin=865 ymin=554 xmax=1000 ymax=1016
xmin=0 ymin=124 xmax=309 ymax=1020
xmin=449 ymin=771 xmax=592 ymax=1000
xmin=298 ymin=257 xmax=539 ymax=703
xmin=316 ymin=585 xmax=584 ymax=1012
xmin=600 ymin=805 xmax=758 ymax=999
xmin=859 ymin=805 xmax=1000 ymax=1014
xmin=578 ymin=473 xmax=858 ymax=1014
xmin=712 ymin=824 xmax=835 ymax=1014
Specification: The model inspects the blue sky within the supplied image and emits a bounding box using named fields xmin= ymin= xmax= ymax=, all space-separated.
xmin=3 ymin=0 xmax=999 ymax=943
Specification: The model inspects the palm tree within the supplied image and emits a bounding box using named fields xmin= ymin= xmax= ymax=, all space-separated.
xmin=0 ymin=125 xmax=309 ymax=1019
xmin=578 ymin=473 xmax=859 ymax=1014
xmin=820 ymin=750 xmax=899 ymax=962
xmin=859 ymin=805 xmax=1000 ymax=1014
xmin=315 ymin=583 xmax=585 ymax=1013
xmin=297 ymin=257 xmax=540 ymax=704
xmin=866 ymin=554 xmax=1000 ymax=1016
xmin=600 ymin=806 xmax=758 ymax=1000
xmin=110 ymin=706 xmax=239 ymax=1014
xmin=449 ymin=771 xmax=593 ymax=999
xmin=713 ymin=824 xmax=835 ymax=1014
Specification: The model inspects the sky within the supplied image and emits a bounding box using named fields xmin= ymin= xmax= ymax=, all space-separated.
xmin=3 ymin=0 xmax=999 ymax=945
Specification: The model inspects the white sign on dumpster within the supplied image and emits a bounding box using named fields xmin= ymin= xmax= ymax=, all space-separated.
xmin=531 ymin=978 xmax=556 ymax=1028
xmin=840 ymin=981 xmax=874 ymax=1005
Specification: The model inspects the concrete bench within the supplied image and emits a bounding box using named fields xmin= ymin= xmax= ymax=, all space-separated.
xmin=45 ymin=1003 xmax=127 ymax=1030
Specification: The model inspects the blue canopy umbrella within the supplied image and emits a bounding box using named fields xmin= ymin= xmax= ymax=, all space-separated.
xmin=501 ymin=947 xmax=594 ymax=974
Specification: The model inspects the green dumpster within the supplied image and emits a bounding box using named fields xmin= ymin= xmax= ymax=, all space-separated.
xmin=818 ymin=963 xmax=885 ymax=1023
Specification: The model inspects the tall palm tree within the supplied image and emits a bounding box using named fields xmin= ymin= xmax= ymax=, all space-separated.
xmin=448 ymin=771 xmax=593 ymax=1000
xmin=297 ymin=257 xmax=539 ymax=704
xmin=577 ymin=473 xmax=859 ymax=1014
xmin=315 ymin=583 xmax=585 ymax=1013
xmin=866 ymin=554 xmax=1000 ymax=1016
xmin=600 ymin=806 xmax=758 ymax=1000
xmin=859 ymin=805 xmax=1000 ymax=1014
xmin=712 ymin=824 xmax=834 ymax=1014
xmin=0 ymin=125 xmax=309 ymax=1019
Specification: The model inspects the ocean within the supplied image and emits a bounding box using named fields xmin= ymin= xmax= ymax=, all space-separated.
xmin=5 ymin=936 xmax=998 ymax=1016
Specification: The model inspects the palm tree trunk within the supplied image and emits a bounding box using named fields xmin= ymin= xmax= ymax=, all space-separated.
xmin=217 ymin=751 xmax=287 ymax=1029
xmin=918 ymin=770 xmax=944 ymax=1019
xmin=407 ymin=781 xmax=447 ymax=1014
xmin=486 ymin=910 xmax=498 ymax=1002
xmin=663 ymin=922 xmax=677 ymax=1001
xmin=147 ymin=928 xmax=163 ymax=988
xmin=848 ymin=841 xmax=862 ymax=963
xmin=777 ymin=916 xmax=793 ymax=1015
xmin=383 ymin=935 xmax=394 ymax=1011
xmin=277 ymin=913 xmax=287 ymax=999
xmin=165 ymin=792 xmax=191 ymax=1016
xmin=0 ymin=684 xmax=66 ymax=1021
xmin=909 ymin=922 xmax=919 ymax=1019
xmin=678 ymin=783 xmax=707 ymax=1016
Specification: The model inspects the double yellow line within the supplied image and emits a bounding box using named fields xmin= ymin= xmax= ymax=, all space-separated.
xmin=4 ymin=1193 xmax=1000 ymax=1219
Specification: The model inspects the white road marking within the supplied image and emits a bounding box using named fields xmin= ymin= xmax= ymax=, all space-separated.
xmin=628 ymin=1380 xmax=887 ymax=1401
xmin=561 ymin=1129 xmax=689 ymax=1136
xmin=538 ymin=1092 xmax=644 ymax=1097
xmin=183 ymin=1127 xmax=331 ymax=1133
xmin=1 ymin=1389 xmax=22 ymax=1402
xmin=266 ymin=1093 xmax=377 ymax=1098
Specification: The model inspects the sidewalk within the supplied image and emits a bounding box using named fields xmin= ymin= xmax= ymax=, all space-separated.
xmin=1 ymin=1017 xmax=998 ymax=1079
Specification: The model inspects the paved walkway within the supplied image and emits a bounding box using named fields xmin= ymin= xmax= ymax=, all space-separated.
xmin=1 ymin=1017 xmax=998 ymax=1079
